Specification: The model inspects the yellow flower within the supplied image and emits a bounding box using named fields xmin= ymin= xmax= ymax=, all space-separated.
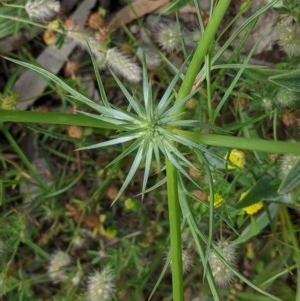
xmin=239 ymin=190 xmax=263 ymax=215
xmin=225 ymin=149 xmax=246 ymax=170
xmin=207 ymin=193 xmax=224 ymax=208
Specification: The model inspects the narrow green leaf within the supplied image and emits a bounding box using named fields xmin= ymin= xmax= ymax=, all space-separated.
xmin=156 ymin=64 xmax=185 ymax=113
xmin=112 ymin=145 xmax=144 ymax=204
xmin=110 ymin=69 xmax=145 ymax=117
xmin=78 ymin=132 xmax=140 ymax=150
xmin=174 ymin=129 xmax=300 ymax=155
xmin=141 ymin=141 xmax=153 ymax=198
xmin=0 ymin=110 xmax=118 ymax=129
xmin=77 ymin=110 xmax=128 ymax=126
xmin=86 ymin=41 xmax=111 ymax=107
xmin=213 ymin=39 xmax=259 ymax=121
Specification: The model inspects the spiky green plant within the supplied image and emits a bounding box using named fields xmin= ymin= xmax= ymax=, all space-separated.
xmin=77 ymin=62 xmax=204 ymax=203
xmin=2 ymin=1 xmax=300 ymax=301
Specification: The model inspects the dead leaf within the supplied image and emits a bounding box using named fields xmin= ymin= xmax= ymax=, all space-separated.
xmin=65 ymin=203 xmax=100 ymax=230
xmin=107 ymin=0 xmax=170 ymax=31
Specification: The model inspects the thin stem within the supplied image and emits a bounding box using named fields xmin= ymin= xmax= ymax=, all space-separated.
xmin=166 ymin=1 xmax=232 ymax=300
xmin=166 ymin=160 xmax=183 ymax=300
xmin=0 ymin=110 xmax=119 ymax=130
xmin=173 ymin=129 xmax=300 ymax=155
xmin=175 ymin=0 xmax=232 ymax=108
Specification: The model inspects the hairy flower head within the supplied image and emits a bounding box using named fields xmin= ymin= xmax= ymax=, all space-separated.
xmin=275 ymin=88 xmax=298 ymax=108
xmin=155 ymin=23 xmax=182 ymax=53
xmin=277 ymin=22 xmax=300 ymax=57
xmin=48 ymin=250 xmax=71 ymax=283
xmin=86 ymin=268 xmax=115 ymax=301
xmin=25 ymin=0 xmax=60 ymax=22
xmin=209 ymin=240 xmax=237 ymax=287
xmin=105 ymin=47 xmax=141 ymax=83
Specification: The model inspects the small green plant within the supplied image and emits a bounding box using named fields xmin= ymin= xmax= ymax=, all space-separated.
xmin=1 ymin=0 xmax=300 ymax=301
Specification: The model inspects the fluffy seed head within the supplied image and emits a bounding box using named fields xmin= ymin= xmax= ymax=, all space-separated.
xmin=277 ymin=22 xmax=300 ymax=57
xmin=275 ymin=88 xmax=298 ymax=108
xmin=155 ymin=23 xmax=182 ymax=53
xmin=208 ymin=240 xmax=237 ymax=288
xmin=87 ymin=268 xmax=115 ymax=301
xmin=65 ymin=29 xmax=106 ymax=68
xmin=106 ymin=47 xmax=141 ymax=83
xmin=48 ymin=250 xmax=71 ymax=283
xmin=181 ymin=248 xmax=194 ymax=274
xmin=261 ymin=98 xmax=273 ymax=111
xmin=25 ymin=0 xmax=60 ymax=22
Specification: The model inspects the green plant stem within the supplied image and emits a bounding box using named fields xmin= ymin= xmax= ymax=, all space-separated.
xmin=0 ymin=110 xmax=119 ymax=130
xmin=174 ymin=129 xmax=300 ymax=155
xmin=166 ymin=160 xmax=183 ymax=300
xmin=166 ymin=1 xmax=232 ymax=300
xmin=175 ymin=0 xmax=232 ymax=108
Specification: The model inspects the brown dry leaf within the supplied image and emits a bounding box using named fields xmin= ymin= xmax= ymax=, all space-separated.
xmin=107 ymin=0 xmax=170 ymax=31
xmin=65 ymin=203 xmax=100 ymax=230
xmin=281 ymin=112 xmax=296 ymax=127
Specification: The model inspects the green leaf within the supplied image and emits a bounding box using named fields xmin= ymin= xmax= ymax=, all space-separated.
xmin=0 ymin=110 xmax=118 ymax=130
xmin=278 ymin=158 xmax=300 ymax=194
xmin=112 ymin=144 xmax=144 ymax=204
xmin=269 ymin=70 xmax=300 ymax=92
xmin=235 ymin=175 xmax=279 ymax=210
xmin=174 ymin=129 xmax=300 ymax=155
